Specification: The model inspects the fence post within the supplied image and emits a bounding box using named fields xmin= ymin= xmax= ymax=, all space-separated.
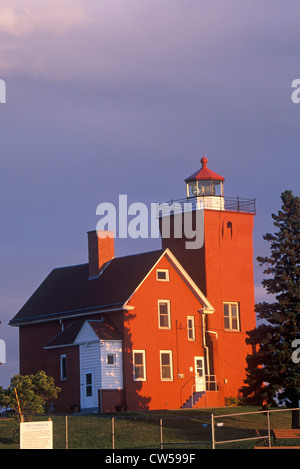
xmin=267 ymin=411 xmax=271 ymax=449
xmin=160 ymin=419 xmax=163 ymax=449
xmin=66 ymin=415 xmax=68 ymax=449
xmin=211 ymin=413 xmax=215 ymax=449
xmin=112 ymin=417 xmax=115 ymax=449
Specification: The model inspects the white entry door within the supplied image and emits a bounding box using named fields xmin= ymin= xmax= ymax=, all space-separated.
xmin=194 ymin=357 xmax=205 ymax=392
xmin=81 ymin=370 xmax=95 ymax=409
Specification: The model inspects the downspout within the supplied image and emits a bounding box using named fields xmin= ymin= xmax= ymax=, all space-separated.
xmin=207 ymin=330 xmax=218 ymax=339
xmin=201 ymin=313 xmax=210 ymax=379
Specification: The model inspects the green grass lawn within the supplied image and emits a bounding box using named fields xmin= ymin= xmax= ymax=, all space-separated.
xmin=0 ymin=407 xmax=298 ymax=450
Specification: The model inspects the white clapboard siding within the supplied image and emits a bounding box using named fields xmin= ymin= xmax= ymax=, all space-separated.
xmin=79 ymin=342 xmax=101 ymax=408
xmin=75 ymin=321 xmax=99 ymax=344
xmin=75 ymin=321 xmax=123 ymax=408
xmin=100 ymin=341 xmax=123 ymax=390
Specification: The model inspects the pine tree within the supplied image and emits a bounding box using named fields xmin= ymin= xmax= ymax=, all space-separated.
xmin=241 ymin=190 xmax=300 ymax=426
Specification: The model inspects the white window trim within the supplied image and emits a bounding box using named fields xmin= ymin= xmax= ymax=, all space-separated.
xmin=133 ymin=350 xmax=146 ymax=381
xmin=223 ymin=302 xmax=240 ymax=331
xmin=187 ymin=316 xmax=195 ymax=341
xmin=156 ymin=269 xmax=169 ymax=282
xmin=106 ymin=353 xmax=116 ymax=366
xmin=158 ymin=300 xmax=171 ymax=329
xmin=160 ymin=350 xmax=173 ymax=381
xmin=60 ymin=354 xmax=66 ymax=381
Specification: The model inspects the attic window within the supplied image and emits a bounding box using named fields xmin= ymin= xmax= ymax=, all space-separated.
xmin=156 ymin=269 xmax=169 ymax=281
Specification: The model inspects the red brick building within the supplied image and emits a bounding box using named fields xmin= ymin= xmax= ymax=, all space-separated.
xmin=10 ymin=158 xmax=256 ymax=412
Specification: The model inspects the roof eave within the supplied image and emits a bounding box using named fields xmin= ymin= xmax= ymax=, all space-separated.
xmin=9 ymin=303 xmax=126 ymax=327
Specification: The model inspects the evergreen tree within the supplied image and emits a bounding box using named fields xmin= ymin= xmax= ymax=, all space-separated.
xmin=241 ymin=190 xmax=300 ymax=426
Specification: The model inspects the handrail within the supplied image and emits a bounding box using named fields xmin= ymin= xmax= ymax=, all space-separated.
xmin=191 ymin=383 xmax=198 ymax=406
xmin=181 ymin=375 xmax=218 ymax=407
xmin=156 ymin=196 xmax=256 ymax=214
xmin=180 ymin=376 xmax=195 ymax=407
xmin=192 ymin=375 xmax=218 ymax=405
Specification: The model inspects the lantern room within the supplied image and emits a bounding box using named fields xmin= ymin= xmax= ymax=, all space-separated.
xmin=185 ymin=156 xmax=225 ymax=210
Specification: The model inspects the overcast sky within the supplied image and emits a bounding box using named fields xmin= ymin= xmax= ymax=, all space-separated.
xmin=0 ymin=0 xmax=299 ymax=387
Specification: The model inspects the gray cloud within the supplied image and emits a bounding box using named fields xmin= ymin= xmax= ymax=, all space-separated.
xmin=0 ymin=0 xmax=299 ymax=387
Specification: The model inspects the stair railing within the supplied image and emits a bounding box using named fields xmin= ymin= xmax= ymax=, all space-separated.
xmin=180 ymin=376 xmax=195 ymax=407
xmin=192 ymin=375 xmax=218 ymax=405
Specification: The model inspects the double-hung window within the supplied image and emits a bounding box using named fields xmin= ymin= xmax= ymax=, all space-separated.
xmin=158 ymin=300 xmax=171 ymax=329
xmin=187 ymin=316 xmax=195 ymax=341
xmin=133 ymin=350 xmax=146 ymax=381
xmin=60 ymin=354 xmax=67 ymax=381
xmin=224 ymin=302 xmax=240 ymax=331
xmin=160 ymin=351 xmax=173 ymax=381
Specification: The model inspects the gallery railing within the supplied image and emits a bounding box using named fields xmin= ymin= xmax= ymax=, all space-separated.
xmin=156 ymin=196 xmax=256 ymax=216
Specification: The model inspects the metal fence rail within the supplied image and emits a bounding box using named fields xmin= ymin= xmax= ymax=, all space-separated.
xmin=109 ymin=415 xmax=211 ymax=450
xmin=211 ymin=407 xmax=300 ymax=449
xmin=57 ymin=413 xmax=212 ymax=449
xmin=3 ymin=406 xmax=299 ymax=449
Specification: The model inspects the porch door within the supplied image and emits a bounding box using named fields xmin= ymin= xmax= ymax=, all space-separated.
xmin=194 ymin=356 xmax=205 ymax=392
xmin=81 ymin=370 xmax=95 ymax=409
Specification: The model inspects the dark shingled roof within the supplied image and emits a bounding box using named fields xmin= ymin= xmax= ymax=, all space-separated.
xmin=43 ymin=319 xmax=86 ymax=348
xmin=89 ymin=319 xmax=122 ymax=341
xmin=44 ymin=318 xmax=122 ymax=349
xmin=10 ymin=249 xmax=165 ymax=326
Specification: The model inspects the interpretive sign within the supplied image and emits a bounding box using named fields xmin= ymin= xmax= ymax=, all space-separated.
xmin=20 ymin=421 xmax=53 ymax=449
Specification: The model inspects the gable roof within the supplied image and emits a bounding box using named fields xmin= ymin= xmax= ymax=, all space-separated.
xmin=10 ymin=247 xmax=214 ymax=327
xmin=123 ymin=248 xmax=214 ymax=314
xmin=43 ymin=319 xmax=85 ymax=348
xmin=88 ymin=319 xmax=122 ymax=341
xmin=44 ymin=318 xmax=121 ymax=349
xmin=10 ymin=249 xmax=165 ymax=326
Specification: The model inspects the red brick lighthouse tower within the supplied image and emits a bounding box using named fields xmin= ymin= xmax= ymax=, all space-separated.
xmin=159 ymin=156 xmax=257 ymax=403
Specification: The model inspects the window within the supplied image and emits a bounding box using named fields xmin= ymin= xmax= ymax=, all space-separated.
xmin=156 ymin=269 xmax=169 ymax=281
xmin=133 ymin=350 xmax=146 ymax=381
xmin=158 ymin=300 xmax=171 ymax=329
xmin=187 ymin=316 xmax=195 ymax=341
xmin=86 ymin=373 xmax=92 ymax=397
xmin=224 ymin=302 xmax=240 ymax=331
xmin=160 ymin=351 xmax=173 ymax=381
xmin=60 ymin=354 xmax=66 ymax=381
xmin=106 ymin=354 xmax=116 ymax=366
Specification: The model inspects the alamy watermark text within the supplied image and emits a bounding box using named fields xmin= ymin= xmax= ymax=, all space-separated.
xmin=96 ymin=195 xmax=204 ymax=249
xmin=291 ymin=79 xmax=300 ymax=104
xmin=0 ymin=79 xmax=6 ymax=104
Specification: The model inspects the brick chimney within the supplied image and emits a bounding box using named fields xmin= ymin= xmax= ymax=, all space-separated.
xmin=87 ymin=230 xmax=114 ymax=279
